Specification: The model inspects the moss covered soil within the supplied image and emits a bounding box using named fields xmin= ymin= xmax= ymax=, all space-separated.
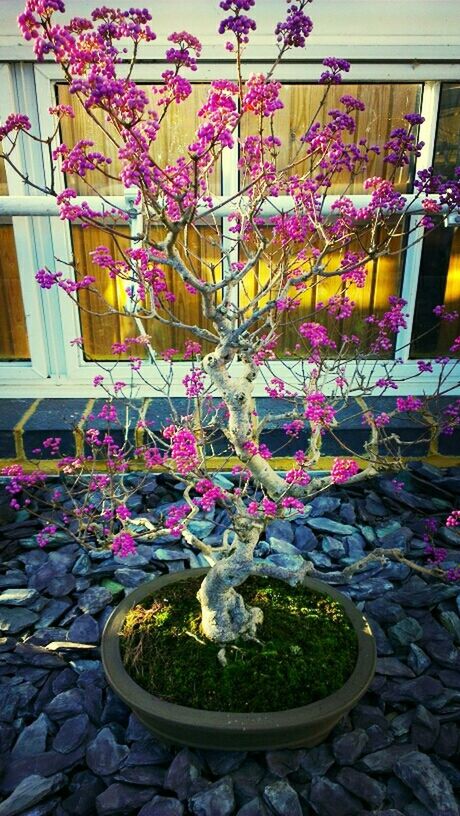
xmin=119 ymin=576 xmax=358 ymax=713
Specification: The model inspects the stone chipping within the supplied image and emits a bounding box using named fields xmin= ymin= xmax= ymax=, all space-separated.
xmin=0 ymin=464 xmax=459 ymax=815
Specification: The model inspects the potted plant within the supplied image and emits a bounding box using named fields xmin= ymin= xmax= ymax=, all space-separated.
xmin=2 ymin=0 xmax=460 ymax=750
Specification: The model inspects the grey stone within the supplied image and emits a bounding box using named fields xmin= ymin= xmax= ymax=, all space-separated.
xmin=388 ymin=617 xmax=423 ymax=647
xmin=307 ymin=518 xmax=355 ymax=536
xmin=125 ymin=713 xmax=151 ymax=742
xmin=47 ymin=575 xmax=76 ymax=597
xmin=189 ymin=777 xmax=235 ymax=816
xmin=365 ymin=598 xmax=404 ymax=625
xmin=390 ymin=710 xmax=415 ymax=739
xmin=266 ymin=553 xmax=305 ymax=571
xmin=376 ymin=657 xmax=415 ymax=677
xmin=266 ymin=519 xmax=295 ymax=544
xmin=366 ymin=616 xmax=394 ymax=655
xmin=14 ymin=643 xmax=66 ymax=668
xmin=0 ymin=745 xmax=86 ymax=793
xmin=116 ymin=766 xmax=166 ymax=787
xmin=268 ymin=538 xmax=302 ymax=557
xmin=358 ymin=744 xmax=417 ymax=773
xmin=61 ymin=770 xmax=104 ymax=815
xmin=36 ymin=600 xmax=72 ymax=629
xmin=265 ymin=750 xmax=301 ymax=778
xmin=0 ymin=570 xmax=27 ymax=588
xmin=263 ymin=780 xmax=302 ymax=816
xmin=299 ymin=744 xmax=334 ymax=778
xmin=0 ymin=607 xmax=39 ymax=634
xmin=236 ymin=799 xmax=268 ymax=816
xmin=123 ymin=738 xmax=172 ymax=767
xmin=343 ymin=533 xmax=366 ymax=561
xmin=53 ymin=714 xmax=90 ymax=754
xmin=139 ymin=798 xmax=184 ymax=816
xmin=0 ymin=773 xmax=66 ymax=816
xmin=114 ymin=568 xmax=152 ymax=587
xmin=77 ymin=587 xmax=112 ymax=615
xmin=381 ymin=675 xmax=444 ymax=705
xmin=68 ymin=614 xmax=99 ymax=644
xmin=440 ymin=611 xmax=460 ymax=643
xmin=333 ymin=729 xmax=368 ymax=764
xmin=309 ymin=777 xmax=361 ymax=816
xmin=433 ymin=723 xmax=459 ymax=758
xmin=395 ymin=751 xmax=459 ymax=816
xmin=12 ymin=714 xmax=50 ymax=758
xmin=365 ymin=723 xmax=394 ymax=753
xmin=322 ymin=536 xmax=345 ymax=558
xmin=0 ymin=588 xmax=39 ymax=606
xmin=336 ymin=767 xmax=385 ymax=808
xmin=202 ymin=750 xmax=247 ymax=776
xmin=72 ymin=554 xmax=91 ymax=576
xmin=229 ymin=759 xmax=265 ymax=805
xmin=86 ymin=726 xmax=129 ymax=776
xmin=306 ymin=551 xmax=332 ymax=568
xmin=95 ymin=784 xmax=157 ymax=815
xmin=293 ymin=525 xmax=318 ymax=552
xmin=411 ymin=705 xmax=440 ymax=751
xmin=45 ymin=689 xmax=85 ymax=720
xmin=309 ymin=496 xmax=341 ymax=516
xmin=165 ymin=748 xmax=203 ymax=800
xmin=407 ymin=644 xmax=431 ymax=675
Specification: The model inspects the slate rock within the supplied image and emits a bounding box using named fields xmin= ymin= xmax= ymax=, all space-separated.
xmin=336 ymin=767 xmax=385 ymax=808
xmin=47 ymin=575 xmax=76 ymax=597
xmin=309 ymin=496 xmax=341 ymax=517
xmin=366 ymin=616 xmax=394 ymax=656
xmin=52 ymin=668 xmax=79 ymax=695
xmin=306 ymin=551 xmax=332 ymax=568
xmin=95 ymin=784 xmax=156 ymax=815
xmin=395 ymin=751 xmax=459 ymax=816
xmin=114 ymin=568 xmax=152 ymax=587
xmin=433 ymin=723 xmax=459 ymax=758
xmin=307 ymin=518 xmax=355 ymax=536
xmin=365 ymin=723 xmax=394 ymax=753
xmin=411 ymin=705 xmax=440 ymax=751
xmin=0 ymin=570 xmax=27 ymax=589
xmin=12 ymin=713 xmax=50 ymax=758
xmin=116 ymin=766 xmax=166 ymax=787
xmin=268 ymin=538 xmax=302 ymax=558
xmin=0 ymin=588 xmax=39 ymax=606
xmin=266 ymin=553 xmax=305 ymax=571
xmin=165 ymin=748 xmax=204 ymax=800
xmin=407 ymin=644 xmax=431 ymax=675
xmin=123 ymin=738 xmax=172 ymax=767
xmin=376 ymin=657 xmax=415 ymax=678
xmin=309 ymin=777 xmax=361 ymax=816
xmin=139 ymin=798 xmax=184 ymax=816
xmin=266 ymin=520 xmax=295 ymax=544
xmin=14 ymin=642 xmax=66 ymax=668
xmin=125 ymin=713 xmax=151 ymax=742
xmin=78 ymin=587 xmax=112 ymax=615
xmin=61 ymin=770 xmax=105 ymax=815
xmin=86 ymin=727 xmax=129 ymax=776
xmin=263 ymin=780 xmax=302 ymax=816
xmin=358 ymin=744 xmax=417 ymax=773
xmin=265 ymin=750 xmax=301 ymax=778
xmin=388 ymin=617 xmax=423 ymax=647
xmin=236 ymin=799 xmax=268 ymax=816
xmin=36 ymin=600 xmax=72 ymax=629
xmin=299 ymin=744 xmax=334 ymax=778
xmin=0 ymin=773 xmax=66 ymax=816
xmin=321 ymin=536 xmax=345 ymax=558
xmin=293 ymin=525 xmax=318 ymax=553
xmin=68 ymin=614 xmax=99 ymax=644
xmin=381 ymin=675 xmax=444 ymax=705
xmin=53 ymin=713 xmax=90 ymax=754
xmin=333 ymin=729 xmax=369 ymax=764
xmin=229 ymin=759 xmax=265 ymax=805
xmin=189 ymin=777 xmax=235 ymax=816
xmin=45 ymin=689 xmax=85 ymax=720
xmin=202 ymin=750 xmax=247 ymax=776
xmin=0 ymin=745 xmax=86 ymax=793
xmin=0 ymin=607 xmax=39 ymax=634
xmin=365 ymin=598 xmax=404 ymax=625
xmin=440 ymin=611 xmax=460 ymax=643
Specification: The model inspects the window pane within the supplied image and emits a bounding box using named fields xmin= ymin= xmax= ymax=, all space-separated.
xmin=411 ymin=223 xmax=460 ymax=358
xmin=240 ymin=84 xmax=421 ymax=194
xmin=58 ymin=83 xmax=221 ymax=196
xmin=240 ymin=223 xmax=405 ymax=358
xmin=433 ymin=83 xmax=460 ymax=179
xmin=0 ymin=158 xmax=30 ymax=361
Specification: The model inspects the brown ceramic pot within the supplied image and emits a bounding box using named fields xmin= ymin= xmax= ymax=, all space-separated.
xmin=101 ymin=567 xmax=376 ymax=750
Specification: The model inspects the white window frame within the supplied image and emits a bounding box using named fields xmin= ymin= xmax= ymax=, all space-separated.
xmin=0 ymin=59 xmax=459 ymax=396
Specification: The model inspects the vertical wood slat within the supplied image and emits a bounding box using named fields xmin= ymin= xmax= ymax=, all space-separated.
xmin=0 ymin=222 xmax=30 ymax=360
xmin=241 ymin=84 xmax=421 ymax=193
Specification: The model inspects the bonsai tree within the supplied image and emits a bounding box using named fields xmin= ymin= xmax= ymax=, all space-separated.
xmin=2 ymin=0 xmax=460 ymax=645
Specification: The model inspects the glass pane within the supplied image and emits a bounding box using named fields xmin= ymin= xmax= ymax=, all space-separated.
xmin=0 ymin=157 xmax=30 ymax=361
xmin=240 ymin=223 xmax=405 ymax=358
xmin=411 ymin=223 xmax=460 ymax=358
xmin=58 ymin=83 xmax=221 ymax=196
xmin=433 ymin=83 xmax=460 ymax=179
xmin=240 ymin=84 xmax=421 ymax=194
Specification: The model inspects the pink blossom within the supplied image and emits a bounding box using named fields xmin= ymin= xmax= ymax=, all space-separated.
xmin=330 ymin=458 xmax=360 ymax=484
xmin=112 ymin=531 xmax=137 ymax=558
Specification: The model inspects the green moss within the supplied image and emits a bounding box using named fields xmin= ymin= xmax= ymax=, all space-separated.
xmin=120 ymin=576 xmax=358 ymax=712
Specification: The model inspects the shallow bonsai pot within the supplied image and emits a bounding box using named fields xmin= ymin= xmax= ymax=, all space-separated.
xmin=101 ymin=567 xmax=376 ymax=750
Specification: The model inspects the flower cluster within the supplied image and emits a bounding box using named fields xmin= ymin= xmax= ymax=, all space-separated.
xmin=304 ymin=392 xmax=336 ymax=427
xmin=111 ymin=531 xmax=137 ymax=558
xmin=165 ymin=504 xmax=190 ymax=536
xmin=183 ymin=368 xmax=206 ymax=398
xmin=163 ymin=425 xmax=200 ymax=475
xmin=242 ymin=74 xmax=284 ymax=118
xmin=219 ymin=0 xmax=256 ymax=44
xmin=330 ymin=458 xmax=360 ymax=484
xmin=274 ymin=0 xmax=313 ymax=49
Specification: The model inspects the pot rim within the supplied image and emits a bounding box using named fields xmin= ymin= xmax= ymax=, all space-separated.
xmin=101 ymin=567 xmax=376 ymax=731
